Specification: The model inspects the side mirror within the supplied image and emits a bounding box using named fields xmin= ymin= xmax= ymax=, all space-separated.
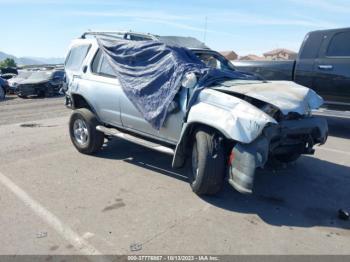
xmin=182 ymin=72 xmax=197 ymax=89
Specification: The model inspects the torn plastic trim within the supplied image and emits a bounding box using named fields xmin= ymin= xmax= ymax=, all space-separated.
xmin=229 ymin=135 xmax=268 ymax=194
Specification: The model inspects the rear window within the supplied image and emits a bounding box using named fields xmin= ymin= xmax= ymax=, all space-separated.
xmin=327 ymin=31 xmax=350 ymax=57
xmin=91 ymin=49 xmax=117 ymax=77
xmin=65 ymin=44 xmax=91 ymax=71
xmin=299 ymin=32 xmax=323 ymax=59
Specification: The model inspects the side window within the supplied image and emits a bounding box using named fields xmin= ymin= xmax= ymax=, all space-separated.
xmin=299 ymin=33 xmax=323 ymax=59
xmin=65 ymin=45 xmax=91 ymax=71
xmin=91 ymin=49 xmax=117 ymax=78
xmin=327 ymin=31 xmax=350 ymax=57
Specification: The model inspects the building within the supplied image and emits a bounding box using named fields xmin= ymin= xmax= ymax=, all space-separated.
xmin=263 ymin=49 xmax=297 ymax=60
xmin=239 ymin=54 xmax=265 ymax=61
xmin=219 ymin=50 xmax=238 ymax=61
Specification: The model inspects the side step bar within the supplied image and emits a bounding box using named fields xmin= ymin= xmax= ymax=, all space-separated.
xmin=96 ymin=125 xmax=175 ymax=155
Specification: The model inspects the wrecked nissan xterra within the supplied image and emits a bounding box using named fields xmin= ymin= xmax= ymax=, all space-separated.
xmin=65 ymin=31 xmax=328 ymax=195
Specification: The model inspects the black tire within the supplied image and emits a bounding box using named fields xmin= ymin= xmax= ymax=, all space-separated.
xmin=189 ymin=128 xmax=225 ymax=195
xmin=17 ymin=94 xmax=27 ymax=99
xmin=69 ymin=108 xmax=104 ymax=154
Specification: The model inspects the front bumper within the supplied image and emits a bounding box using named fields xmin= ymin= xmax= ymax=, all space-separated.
xmin=16 ymin=84 xmax=42 ymax=96
xmin=228 ymin=116 xmax=328 ymax=194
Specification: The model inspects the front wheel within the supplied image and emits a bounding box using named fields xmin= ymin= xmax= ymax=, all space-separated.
xmin=69 ymin=108 xmax=104 ymax=154
xmin=189 ymin=128 xmax=225 ymax=195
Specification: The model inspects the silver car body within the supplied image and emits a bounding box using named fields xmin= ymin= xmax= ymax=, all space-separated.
xmin=65 ymin=37 xmax=324 ymax=145
xmin=65 ymin=33 xmax=329 ymax=194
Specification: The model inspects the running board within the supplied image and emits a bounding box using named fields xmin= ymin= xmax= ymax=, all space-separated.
xmin=96 ymin=125 xmax=175 ymax=155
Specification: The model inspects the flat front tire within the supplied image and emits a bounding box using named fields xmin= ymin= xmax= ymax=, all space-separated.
xmin=69 ymin=108 xmax=104 ymax=154
xmin=189 ymin=128 xmax=225 ymax=195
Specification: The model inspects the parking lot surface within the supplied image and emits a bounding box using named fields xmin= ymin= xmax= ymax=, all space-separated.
xmin=0 ymin=95 xmax=349 ymax=255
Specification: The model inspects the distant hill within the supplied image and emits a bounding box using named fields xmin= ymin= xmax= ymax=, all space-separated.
xmin=0 ymin=51 xmax=64 ymax=65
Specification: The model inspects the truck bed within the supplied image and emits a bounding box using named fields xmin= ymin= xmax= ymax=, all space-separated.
xmin=232 ymin=60 xmax=296 ymax=81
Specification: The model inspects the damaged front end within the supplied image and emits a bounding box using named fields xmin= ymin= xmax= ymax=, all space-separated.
xmin=228 ymin=117 xmax=328 ymax=194
xmin=217 ymin=81 xmax=328 ymax=194
xmin=184 ymin=80 xmax=328 ymax=194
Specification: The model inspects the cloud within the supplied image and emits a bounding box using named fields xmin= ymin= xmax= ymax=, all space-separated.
xmin=68 ymin=10 xmax=193 ymax=22
xmin=287 ymin=0 xmax=350 ymax=14
xmin=208 ymin=11 xmax=340 ymax=28
xmin=70 ymin=8 xmax=339 ymax=30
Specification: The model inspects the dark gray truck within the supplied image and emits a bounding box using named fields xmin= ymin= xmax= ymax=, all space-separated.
xmin=232 ymin=28 xmax=350 ymax=108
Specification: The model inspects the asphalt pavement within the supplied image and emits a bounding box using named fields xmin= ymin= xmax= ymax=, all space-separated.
xmin=0 ymin=95 xmax=349 ymax=255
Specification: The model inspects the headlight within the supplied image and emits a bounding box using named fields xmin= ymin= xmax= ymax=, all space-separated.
xmin=182 ymin=72 xmax=197 ymax=89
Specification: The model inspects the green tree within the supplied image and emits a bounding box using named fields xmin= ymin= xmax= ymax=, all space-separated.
xmin=0 ymin=58 xmax=17 ymax=69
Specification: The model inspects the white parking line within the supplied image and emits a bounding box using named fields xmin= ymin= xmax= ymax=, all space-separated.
xmin=317 ymin=146 xmax=350 ymax=156
xmin=0 ymin=171 xmax=102 ymax=256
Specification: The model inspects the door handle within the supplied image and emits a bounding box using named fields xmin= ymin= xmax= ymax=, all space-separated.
xmin=318 ymin=65 xmax=333 ymax=70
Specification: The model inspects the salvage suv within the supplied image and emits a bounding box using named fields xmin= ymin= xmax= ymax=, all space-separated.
xmin=65 ymin=31 xmax=328 ymax=195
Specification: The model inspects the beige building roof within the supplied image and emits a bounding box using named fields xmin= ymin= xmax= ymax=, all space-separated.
xmin=239 ymin=54 xmax=265 ymax=61
xmin=263 ymin=48 xmax=297 ymax=56
xmin=219 ymin=50 xmax=238 ymax=60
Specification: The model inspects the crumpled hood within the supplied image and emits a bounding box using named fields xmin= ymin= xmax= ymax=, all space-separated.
xmin=213 ymin=80 xmax=324 ymax=115
xmin=18 ymin=79 xmax=50 ymax=85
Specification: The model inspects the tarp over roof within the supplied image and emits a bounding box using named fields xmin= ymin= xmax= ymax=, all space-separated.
xmin=97 ymin=38 xmax=255 ymax=129
xmin=158 ymin=36 xmax=209 ymax=49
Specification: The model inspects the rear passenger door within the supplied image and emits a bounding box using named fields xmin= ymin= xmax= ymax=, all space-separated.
xmin=313 ymin=30 xmax=350 ymax=105
xmin=86 ymin=49 xmax=124 ymax=127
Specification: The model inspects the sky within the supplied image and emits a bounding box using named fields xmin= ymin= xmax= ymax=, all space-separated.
xmin=1 ymin=0 xmax=349 ymax=58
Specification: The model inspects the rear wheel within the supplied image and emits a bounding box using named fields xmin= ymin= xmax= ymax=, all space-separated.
xmin=189 ymin=128 xmax=225 ymax=195
xmin=69 ymin=108 xmax=104 ymax=154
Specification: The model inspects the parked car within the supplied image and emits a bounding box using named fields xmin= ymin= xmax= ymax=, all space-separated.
xmin=0 ymin=67 xmax=18 ymax=78
xmin=232 ymin=27 xmax=350 ymax=109
xmin=64 ymin=31 xmax=328 ymax=196
xmin=16 ymin=69 xmax=65 ymax=98
xmin=7 ymin=70 xmax=33 ymax=94
xmin=0 ymin=73 xmax=17 ymax=80
xmin=0 ymin=76 xmax=8 ymax=100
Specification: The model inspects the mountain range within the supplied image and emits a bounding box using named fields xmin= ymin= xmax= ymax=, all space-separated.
xmin=0 ymin=51 xmax=64 ymax=65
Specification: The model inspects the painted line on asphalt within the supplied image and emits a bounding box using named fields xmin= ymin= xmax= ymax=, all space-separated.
xmin=0 ymin=171 xmax=102 ymax=256
xmin=317 ymin=146 xmax=350 ymax=156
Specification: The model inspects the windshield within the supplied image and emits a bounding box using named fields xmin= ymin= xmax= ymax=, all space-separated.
xmin=194 ymin=51 xmax=236 ymax=71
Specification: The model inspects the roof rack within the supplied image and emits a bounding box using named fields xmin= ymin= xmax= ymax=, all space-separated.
xmin=81 ymin=31 xmax=159 ymax=40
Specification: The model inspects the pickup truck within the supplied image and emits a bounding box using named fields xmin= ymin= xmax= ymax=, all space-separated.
xmin=232 ymin=27 xmax=350 ymax=108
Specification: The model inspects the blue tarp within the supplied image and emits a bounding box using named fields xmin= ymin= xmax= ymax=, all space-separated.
xmin=97 ymin=38 xmax=254 ymax=129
